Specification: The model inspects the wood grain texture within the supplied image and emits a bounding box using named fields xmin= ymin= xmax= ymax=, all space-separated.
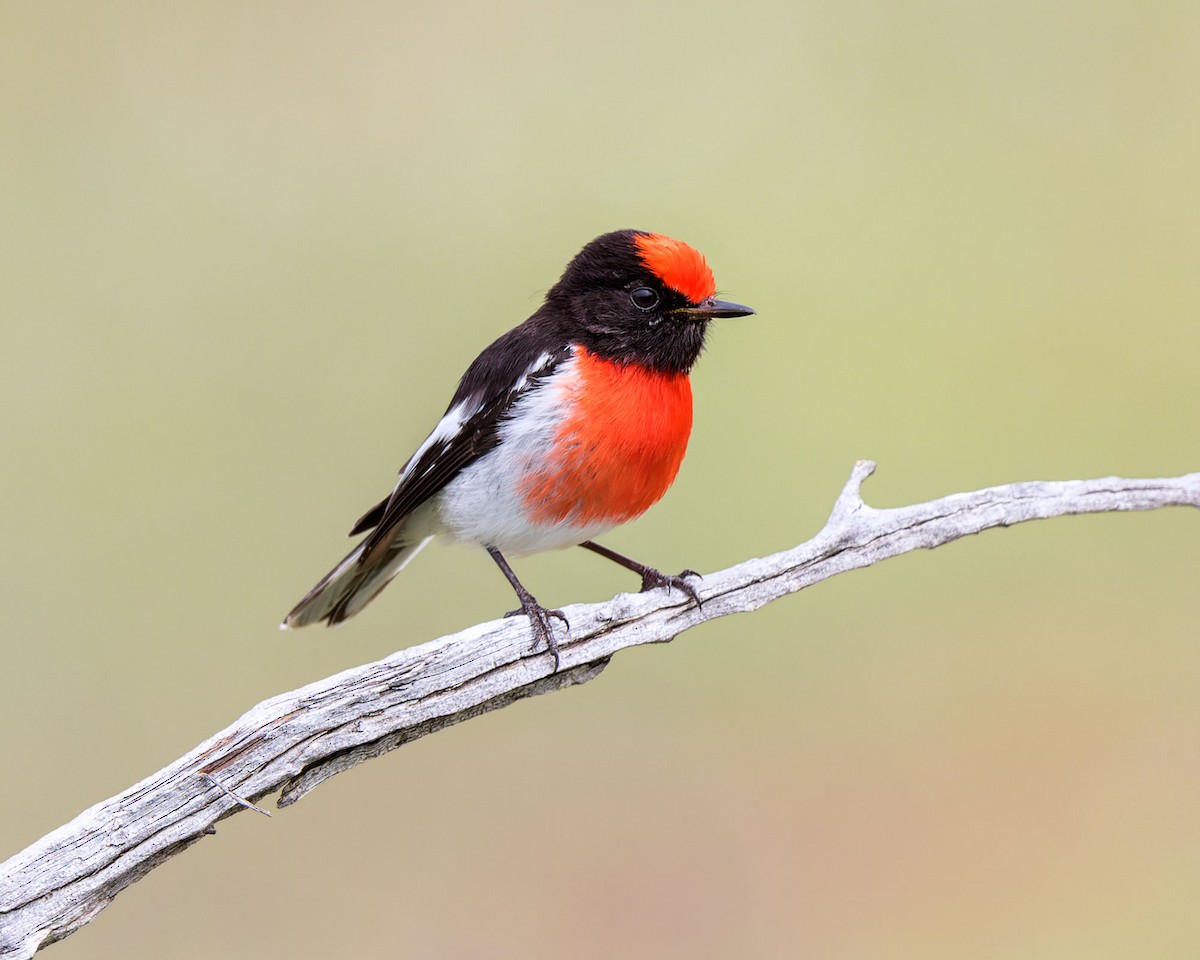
xmin=2 ymin=462 xmax=1197 ymax=958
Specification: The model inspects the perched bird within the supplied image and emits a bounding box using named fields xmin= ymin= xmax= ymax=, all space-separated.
xmin=282 ymin=229 xmax=753 ymax=669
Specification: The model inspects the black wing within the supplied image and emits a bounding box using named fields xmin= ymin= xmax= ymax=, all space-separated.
xmin=354 ymin=317 xmax=570 ymax=568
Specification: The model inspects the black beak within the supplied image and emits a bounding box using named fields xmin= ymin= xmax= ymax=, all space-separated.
xmin=670 ymin=297 xmax=756 ymax=321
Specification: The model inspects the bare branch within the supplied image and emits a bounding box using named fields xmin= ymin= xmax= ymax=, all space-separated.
xmin=1 ymin=463 xmax=1196 ymax=958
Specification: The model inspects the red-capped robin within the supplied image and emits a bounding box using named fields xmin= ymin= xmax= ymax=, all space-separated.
xmin=282 ymin=230 xmax=753 ymax=670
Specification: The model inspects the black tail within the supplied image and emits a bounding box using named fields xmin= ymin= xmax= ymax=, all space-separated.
xmin=281 ymin=535 xmax=431 ymax=629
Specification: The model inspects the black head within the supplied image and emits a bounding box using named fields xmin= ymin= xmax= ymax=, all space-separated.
xmin=543 ymin=230 xmax=753 ymax=375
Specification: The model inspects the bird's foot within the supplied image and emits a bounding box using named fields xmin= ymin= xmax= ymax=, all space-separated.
xmin=576 ymin=542 xmax=703 ymax=609
xmin=639 ymin=567 xmax=703 ymax=607
xmin=505 ymin=599 xmax=569 ymax=672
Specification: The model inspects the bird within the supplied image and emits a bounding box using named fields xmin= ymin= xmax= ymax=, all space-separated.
xmin=282 ymin=229 xmax=753 ymax=670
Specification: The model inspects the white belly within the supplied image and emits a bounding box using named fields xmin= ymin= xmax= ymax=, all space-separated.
xmin=431 ymin=361 xmax=615 ymax=555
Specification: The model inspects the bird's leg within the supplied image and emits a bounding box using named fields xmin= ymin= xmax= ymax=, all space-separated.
xmin=577 ymin=540 xmax=702 ymax=607
xmin=487 ymin=546 xmax=568 ymax=672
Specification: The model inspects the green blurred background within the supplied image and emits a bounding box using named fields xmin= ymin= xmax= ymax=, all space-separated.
xmin=2 ymin=1 xmax=1197 ymax=957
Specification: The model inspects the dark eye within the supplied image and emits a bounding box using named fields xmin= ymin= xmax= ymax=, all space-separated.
xmin=630 ymin=287 xmax=660 ymax=311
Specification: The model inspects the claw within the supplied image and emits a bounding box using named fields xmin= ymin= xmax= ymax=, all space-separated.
xmin=520 ymin=601 xmax=568 ymax=672
xmin=639 ymin=567 xmax=703 ymax=608
xmin=577 ymin=541 xmax=704 ymax=610
xmin=488 ymin=546 xmax=568 ymax=672
xmin=504 ymin=600 xmax=567 ymax=670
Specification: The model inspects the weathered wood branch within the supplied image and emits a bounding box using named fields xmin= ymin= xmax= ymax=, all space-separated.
xmin=1 ymin=462 xmax=1197 ymax=958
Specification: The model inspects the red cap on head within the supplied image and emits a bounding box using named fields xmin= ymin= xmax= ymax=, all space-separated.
xmin=633 ymin=233 xmax=717 ymax=304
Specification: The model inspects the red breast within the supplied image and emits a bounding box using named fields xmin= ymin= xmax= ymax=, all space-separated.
xmin=520 ymin=348 xmax=693 ymax=527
